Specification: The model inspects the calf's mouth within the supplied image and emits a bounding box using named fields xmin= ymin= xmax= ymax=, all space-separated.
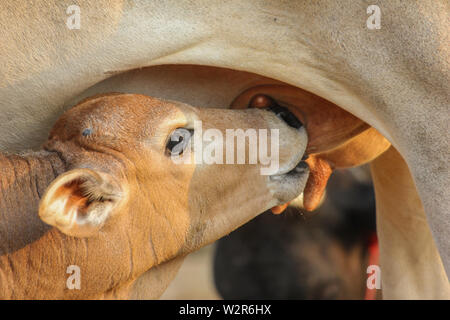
xmin=233 ymin=93 xmax=330 ymax=214
xmin=256 ymin=96 xmax=311 ymax=214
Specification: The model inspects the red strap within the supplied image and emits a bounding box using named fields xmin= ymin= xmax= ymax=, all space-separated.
xmin=364 ymin=233 xmax=379 ymax=300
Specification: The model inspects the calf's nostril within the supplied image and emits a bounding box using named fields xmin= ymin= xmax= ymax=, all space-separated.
xmin=248 ymin=94 xmax=303 ymax=129
xmin=268 ymin=104 xmax=303 ymax=129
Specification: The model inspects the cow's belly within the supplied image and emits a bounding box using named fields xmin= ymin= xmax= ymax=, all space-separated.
xmin=0 ymin=65 xmax=281 ymax=152
xmin=70 ymin=65 xmax=280 ymax=112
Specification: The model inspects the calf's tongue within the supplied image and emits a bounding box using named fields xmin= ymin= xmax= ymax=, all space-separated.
xmin=302 ymin=156 xmax=332 ymax=211
xmin=270 ymin=155 xmax=332 ymax=214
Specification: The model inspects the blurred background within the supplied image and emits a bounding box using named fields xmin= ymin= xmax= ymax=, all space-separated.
xmin=161 ymin=166 xmax=378 ymax=300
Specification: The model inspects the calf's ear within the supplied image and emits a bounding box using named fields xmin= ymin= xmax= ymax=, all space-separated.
xmin=39 ymin=168 xmax=124 ymax=237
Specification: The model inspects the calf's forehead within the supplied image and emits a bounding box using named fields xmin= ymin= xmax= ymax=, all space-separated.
xmin=51 ymin=94 xmax=191 ymax=140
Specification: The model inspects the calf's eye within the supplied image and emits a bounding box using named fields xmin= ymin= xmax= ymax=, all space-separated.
xmin=166 ymin=128 xmax=194 ymax=156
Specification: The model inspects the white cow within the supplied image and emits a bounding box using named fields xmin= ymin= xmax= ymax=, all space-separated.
xmin=0 ymin=1 xmax=448 ymax=298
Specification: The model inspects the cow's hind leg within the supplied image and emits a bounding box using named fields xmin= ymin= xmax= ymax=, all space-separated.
xmin=371 ymin=147 xmax=449 ymax=299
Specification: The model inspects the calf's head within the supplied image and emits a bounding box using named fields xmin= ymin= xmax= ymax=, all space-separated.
xmin=38 ymin=93 xmax=309 ymax=273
